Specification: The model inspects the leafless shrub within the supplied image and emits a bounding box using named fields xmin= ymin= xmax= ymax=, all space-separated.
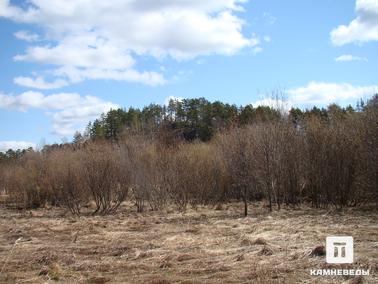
xmin=215 ymin=127 xmax=255 ymax=215
xmin=81 ymin=143 xmax=130 ymax=214
xmin=164 ymin=142 xmax=228 ymax=211
xmin=360 ymin=95 xmax=378 ymax=207
xmin=5 ymin=152 xmax=50 ymax=209
xmin=121 ymin=136 xmax=166 ymax=212
xmin=45 ymin=150 xmax=85 ymax=214
xmin=304 ymin=116 xmax=363 ymax=208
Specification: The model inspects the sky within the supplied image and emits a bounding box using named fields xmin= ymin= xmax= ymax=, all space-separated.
xmin=0 ymin=0 xmax=377 ymax=151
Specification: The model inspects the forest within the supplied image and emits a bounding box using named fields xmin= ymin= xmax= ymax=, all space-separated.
xmin=0 ymin=95 xmax=377 ymax=216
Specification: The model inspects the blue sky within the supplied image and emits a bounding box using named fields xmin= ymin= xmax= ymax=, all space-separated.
xmin=0 ymin=0 xmax=377 ymax=151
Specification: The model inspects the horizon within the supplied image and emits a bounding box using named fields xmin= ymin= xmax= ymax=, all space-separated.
xmin=1 ymin=0 xmax=378 ymax=151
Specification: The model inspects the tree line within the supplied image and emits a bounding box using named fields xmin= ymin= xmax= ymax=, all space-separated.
xmin=0 ymin=95 xmax=377 ymax=215
xmin=84 ymin=97 xmax=282 ymax=142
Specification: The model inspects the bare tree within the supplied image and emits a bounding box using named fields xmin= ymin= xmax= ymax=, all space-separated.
xmin=216 ymin=127 xmax=255 ymax=216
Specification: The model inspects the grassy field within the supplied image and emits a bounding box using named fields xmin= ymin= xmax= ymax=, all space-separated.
xmin=0 ymin=202 xmax=376 ymax=283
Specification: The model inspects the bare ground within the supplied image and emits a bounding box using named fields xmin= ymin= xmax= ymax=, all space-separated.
xmin=0 ymin=202 xmax=376 ymax=284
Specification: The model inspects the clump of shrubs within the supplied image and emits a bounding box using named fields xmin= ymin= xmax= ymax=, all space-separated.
xmin=1 ymin=96 xmax=377 ymax=215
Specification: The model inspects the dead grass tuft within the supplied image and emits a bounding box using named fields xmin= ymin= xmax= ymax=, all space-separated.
xmin=252 ymin=237 xmax=267 ymax=245
xmin=342 ymin=276 xmax=366 ymax=284
xmin=0 ymin=202 xmax=376 ymax=283
xmin=50 ymin=264 xmax=62 ymax=281
xmin=258 ymin=245 xmax=274 ymax=256
xmin=149 ymin=278 xmax=171 ymax=284
xmin=87 ymin=276 xmax=112 ymax=284
xmin=235 ymin=253 xmax=244 ymax=261
xmin=176 ymin=253 xmax=197 ymax=262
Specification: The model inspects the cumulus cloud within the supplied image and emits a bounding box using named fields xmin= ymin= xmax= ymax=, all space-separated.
xmin=0 ymin=141 xmax=36 ymax=152
xmin=334 ymin=54 xmax=368 ymax=62
xmin=252 ymin=97 xmax=292 ymax=113
xmin=52 ymin=66 xmax=165 ymax=87
xmin=164 ymin=95 xmax=183 ymax=105
xmin=14 ymin=37 xmax=135 ymax=70
xmin=252 ymin=82 xmax=378 ymax=110
xmin=0 ymin=0 xmax=36 ymax=21
xmin=14 ymin=30 xmax=39 ymax=42
xmin=288 ymin=81 xmax=378 ymax=106
xmin=14 ymin=76 xmax=69 ymax=89
xmin=252 ymin=46 xmax=263 ymax=54
xmin=1 ymin=0 xmax=260 ymax=89
xmin=0 ymin=91 xmax=118 ymax=136
xmin=331 ymin=0 xmax=378 ymax=45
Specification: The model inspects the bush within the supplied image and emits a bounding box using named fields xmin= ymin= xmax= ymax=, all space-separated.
xmin=81 ymin=143 xmax=130 ymax=214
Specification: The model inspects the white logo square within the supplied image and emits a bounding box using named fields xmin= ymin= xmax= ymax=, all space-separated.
xmin=326 ymin=236 xmax=353 ymax=264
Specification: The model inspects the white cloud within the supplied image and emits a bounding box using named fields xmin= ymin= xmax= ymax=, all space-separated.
xmin=0 ymin=91 xmax=118 ymax=136
xmin=0 ymin=0 xmax=36 ymax=21
xmin=53 ymin=66 xmax=165 ymax=87
xmin=13 ymin=66 xmax=165 ymax=90
xmin=252 ymin=46 xmax=263 ymax=54
xmin=251 ymin=82 xmax=378 ymax=109
xmin=0 ymin=141 xmax=36 ymax=152
xmin=14 ymin=37 xmax=135 ymax=70
xmin=50 ymin=97 xmax=118 ymax=136
xmin=331 ymin=0 xmax=378 ymax=45
xmin=14 ymin=76 xmax=69 ymax=89
xmin=1 ymin=0 xmax=260 ymax=88
xmin=14 ymin=30 xmax=39 ymax=42
xmin=334 ymin=54 xmax=368 ymax=62
xmin=288 ymin=81 xmax=378 ymax=106
xmin=164 ymin=95 xmax=183 ymax=105
xmin=252 ymin=97 xmax=292 ymax=113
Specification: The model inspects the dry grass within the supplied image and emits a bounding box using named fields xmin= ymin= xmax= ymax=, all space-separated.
xmin=0 ymin=202 xmax=376 ymax=283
